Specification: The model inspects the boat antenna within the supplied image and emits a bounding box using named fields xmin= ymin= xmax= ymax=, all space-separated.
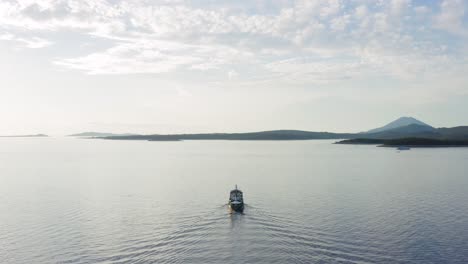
xmin=235 ymin=184 xmax=238 ymax=190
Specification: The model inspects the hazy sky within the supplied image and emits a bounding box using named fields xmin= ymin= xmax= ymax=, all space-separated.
xmin=1 ymin=0 xmax=467 ymax=135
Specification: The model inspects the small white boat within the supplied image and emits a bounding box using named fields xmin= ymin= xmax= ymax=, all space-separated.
xmin=397 ymin=146 xmax=411 ymax=151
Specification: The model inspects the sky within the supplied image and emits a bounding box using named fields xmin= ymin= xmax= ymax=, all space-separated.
xmin=1 ymin=0 xmax=467 ymax=135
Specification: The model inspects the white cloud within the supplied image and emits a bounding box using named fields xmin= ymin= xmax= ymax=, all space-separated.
xmin=54 ymin=40 xmax=201 ymax=74
xmin=330 ymin=14 xmax=350 ymax=31
xmin=354 ymin=5 xmax=368 ymax=19
xmin=265 ymin=57 xmax=361 ymax=83
xmin=0 ymin=32 xmax=53 ymax=48
xmin=0 ymin=0 xmax=466 ymax=87
xmin=434 ymin=0 xmax=467 ymax=36
xmin=414 ymin=6 xmax=429 ymax=15
xmin=228 ymin=70 xmax=239 ymax=80
xmin=390 ymin=0 xmax=411 ymax=16
xmin=20 ymin=37 xmax=53 ymax=48
xmin=0 ymin=33 xmax=15 ymax=41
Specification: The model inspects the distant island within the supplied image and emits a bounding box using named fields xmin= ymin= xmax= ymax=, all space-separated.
xmin=365 ymin=116 xmax=432 ymax=134
xmin=0 ymin=134 xmax=48 ymax=138
xmin=101 ymin=130 xmax=356 ymax=141
xmin=333 ymin=117 xmax=468 ymax=148
xmin=72 ymin=117 xmax=468 ymax=148
xmin=69 ymin=132 xmax=139 ymax=137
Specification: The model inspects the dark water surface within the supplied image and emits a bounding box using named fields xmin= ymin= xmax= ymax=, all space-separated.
xmin=1 ymin=138 xmax=468 ymax=263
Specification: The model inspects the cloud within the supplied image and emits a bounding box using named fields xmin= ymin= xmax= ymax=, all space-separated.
xmin=0 ymin=32 xmax=53 ymax=48
xmin=354 ymin=5 xmax=368 ymax=19
xmin=0 ymin=0 xmax=466 ymax=86
xmin=20 ymin=36 xmax=53 ymax=48
xmin=228 ymin=70 xmax=239 ymax=80
xmin=414 ymin=5 xmax=430 ymax=15
xmin=434 ymin=0 xmax=467 ymax=36
xmin=390 ymin=0 xmax=411 ymax=16
xmin=54 ymin=40 xmax=201 ymax=74
xmin=265 ymin=57 xmax=359 ymax=83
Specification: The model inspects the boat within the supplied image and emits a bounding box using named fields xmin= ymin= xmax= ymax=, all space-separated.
xmin=397 ymin=146 xmax=411 ymax=151
xmin=228 ymin=185 xmax=244 ymax=213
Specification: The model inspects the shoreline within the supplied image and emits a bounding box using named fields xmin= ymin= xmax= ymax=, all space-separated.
xmin=336 ymin=138 xmax=468 ymax=148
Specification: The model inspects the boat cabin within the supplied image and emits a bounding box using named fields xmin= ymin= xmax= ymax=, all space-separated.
xmin=230 ymin=190 xmax=243 ymax=201
xmin=230 ymin=187 xmax=243 ymax=202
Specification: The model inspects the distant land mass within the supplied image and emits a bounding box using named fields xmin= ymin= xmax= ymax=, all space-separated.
xmin=0 ymin=134 xmax=48 ymax=138
xmin=335 ymin=117 xmax=468 ymax=147
xmin=102 ymin=130 xmax=356 ymax=141
xmin=347 ymin=124 xmax=468 ymax=141
xmin=69 ymin=132 xmax=139 ymax=137
xmin=93 ymin=117 xmax=468 ymax=147
xmin=360 ymin=124 xmax=439 ymax=139
xmin=337 ymin=138 xmax=468 ymax=147
xmin=366 ymin=117 xmax=432 ymax=133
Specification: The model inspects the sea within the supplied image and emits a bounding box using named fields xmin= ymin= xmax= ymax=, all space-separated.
xmin=1 ymin=137 xmax=468 ymax=263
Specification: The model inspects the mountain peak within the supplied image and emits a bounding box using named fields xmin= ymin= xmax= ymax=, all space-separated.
xmin=367 ymin=116 xmax=432 ymax=134
xmin=395 ymin=116 xmax=421 ymax=122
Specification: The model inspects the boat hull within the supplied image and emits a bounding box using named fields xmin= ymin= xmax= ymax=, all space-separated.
xmin=229 ymin=202 xmax=244 ymax=213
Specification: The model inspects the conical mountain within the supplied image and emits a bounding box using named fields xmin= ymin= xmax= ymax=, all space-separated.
xmin=367 ymin=117 xmax=432 ymax=134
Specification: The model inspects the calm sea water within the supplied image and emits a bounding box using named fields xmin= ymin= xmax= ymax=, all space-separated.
xmin=1 ymin=138 xmax=468 ymax=263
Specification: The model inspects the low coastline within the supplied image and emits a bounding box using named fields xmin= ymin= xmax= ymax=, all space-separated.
xmin=336 ymin=138 xmax=468 ymax=148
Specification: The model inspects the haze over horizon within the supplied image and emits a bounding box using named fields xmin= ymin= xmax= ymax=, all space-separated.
xmin=1 ymin=0 xmax=468 ymax=135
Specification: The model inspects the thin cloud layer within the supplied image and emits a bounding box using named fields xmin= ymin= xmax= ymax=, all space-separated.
xmin=0 ymin=0 xmax=467 ymax=84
